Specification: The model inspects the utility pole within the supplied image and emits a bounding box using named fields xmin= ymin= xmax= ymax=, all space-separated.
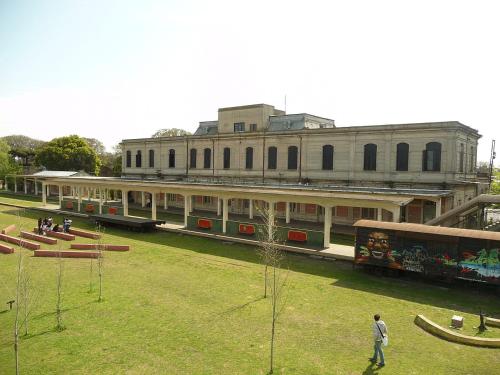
xmin=488 ymin=140 xmax=496 ymax=193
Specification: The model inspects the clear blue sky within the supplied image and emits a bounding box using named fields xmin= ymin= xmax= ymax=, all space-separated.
xmin=1 ymin=0 xmax=498 ymax=164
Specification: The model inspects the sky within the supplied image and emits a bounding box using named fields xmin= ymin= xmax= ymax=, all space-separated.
xmin=0 ymin=0 xmax=498 ymax=164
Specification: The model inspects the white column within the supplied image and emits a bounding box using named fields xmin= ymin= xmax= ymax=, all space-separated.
xmin=99 ymin=188 xmax=103 ymax=214
xmin=323 ymin=206 xmax=332 ymax=248
xmin=42 ymin=183 xmax=47 ymax=205
xmin=78 ymin=187 xmax=82 ymax=212
xmin=249 ymin=199 xmax=253 ymax=219
xmin=104 ymin=188 xmax=108 ymax=203
xmin=34 ymin=179 xmax=38 ymax=195
xmin=268 ymin=201 xmax=275 ymax=241
xmin=58 ymin=185 xmax=63 ymax=206
xmin=222 ymin=198 xmax=228 ymax=233
xmin=435 ymin=199 xmax=442 ymax=218
xmin=217 ymin=198 xmax=222 ymax=216
xmin=151 ymin=192 xmax=157 ymax=220
xmin=46 ymin=184 xmax=50 ymax=197
xmin=14 ymin=177 xmax=17 ymax=193
xmin=189 ymin=196 xmax=193 ymax=213
xmin=141 ymin=191 xmax=145 ymax=207
xmin=393 ymin=207 xmax=401 ymax=223
xmin=24 ymin=178 xmax=27 ymax=194
xmin=122 ymin=190 xmax=129 ymax=216
xmin=164 ymin=192 xmax=168 ymax=210
xmin=4 ymin=176 xmax=8 ymax=191
xmin=184 ymin=195 xmax=190 ymax=227
xmin=285 ymin=202 xmax=290 ymax=224
xmin=377 ymin=208 xmax=383 ymax=222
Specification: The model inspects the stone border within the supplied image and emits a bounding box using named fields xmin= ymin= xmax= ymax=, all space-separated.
xmin=414 ymin=314 xmax=500 ymax=348
xmin=486 ymin=317 xmax=500 ymax=328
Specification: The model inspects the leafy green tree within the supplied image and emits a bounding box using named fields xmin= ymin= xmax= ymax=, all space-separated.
xmin=2 ymin=135 xmax=45 ymax=167
xmin=0 ymin=139 xmax=22 ymax=179
xmin=35 ymin=135 xmax=101 ymax=175
xmin=152 ymin=128 xmax=191 ymax=137
xmin=83 ymin=138 xmax=106 ymax=156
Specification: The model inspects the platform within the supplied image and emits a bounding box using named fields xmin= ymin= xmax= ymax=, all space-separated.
xmin=89 ymin=214 xmax=165 ymax=232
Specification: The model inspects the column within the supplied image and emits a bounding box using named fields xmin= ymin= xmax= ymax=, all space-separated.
xmin=184 ymin=195 xmax=190 ymax=227
xmin=46 ymin=184 xmax=50 ymax=197
xmin=141 ymin=191 xmax=145 ymax=207
xmin=4 ymin=176 xmax=8 ymax=191
xmin=58 ymin=185 xmax=63 ymax=206
xmin=99 ymin=188 xmax=103 ymax=214
xmin=222 ymin=198 xmax=228 ymax=233
xmin=217 ymin=198 xmax=221 ymax=216
xmin=189 ymin=196 xmax=193 ymax=213
xmin=34 ymin=179 xmax=38 ymax=195
xmin=393 ymin=207 xmax=401 ymax=223
xmin=377 ymin=208 xmax=383 ymax=222
xmin=285 ymin=202 xmax=290 ymax=224
xmin=122 ymin=190 xmax=129 ymax=216
xmin=14 ymin=177 xmax=17 ymax=193
xmin=78 ymin=187 xmax=82 ymax=212
xmin=268 ymin=201 xmax=275 ymax=241
xmin=42 ymin=183 xmax=47 ymax=205
xmin=151 ymin=192 xmax=157 ymax=220
xmin=249 ymin=199 xmax=253 ymax=219
xmin=104 ymin=188 xmax=108 ymax=203
xmin=164 ymin=192 xmax=168 ymax=210
xmin=24 ymin=178 xmax=27 ymax=194
xmin=435 ymin=199 xmax=442 ymax=218
xmin=323 ymin=206 xmax=332 ymax=248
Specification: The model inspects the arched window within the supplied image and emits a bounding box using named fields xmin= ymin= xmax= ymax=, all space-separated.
xmin=322 ymin=145 xmax=334 ymax=170
xmin=168 ymin=149 xmax=175 ymax=168
xmin=396 ymin=143 xmax=409 ymax=171
xmin=190 ymin=148 xmax=197 ymax=169
xmin=363 ymin=144 xmax=377 ymax=171
xmin=223 ymin=147 xmax=231 ymax=169
xmin=126 ymin=151 xmax=131 ymax=168
xmin=135 ymin=150 xmax=142 ymax=168
xmin=149 ymin=150 xmax=155 ymax=168
xmin=204 ymin=148 xmax=211 ymax=169
xmin=246 ymin=147 xmax=254 ymax=169
xmin=268 ymin=146 xmax=277 ymax=169
xmin=422 ymin=142 xmax=441 ymax=171
xmin=459 ymin=143 xmax=464 ymax=172
xmin=288 ymin=146 xmax=298 ymax=170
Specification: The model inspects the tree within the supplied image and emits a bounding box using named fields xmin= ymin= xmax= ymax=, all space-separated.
xmin=152 ymin=128 xmax=191 ymax=138
xmin=83 ymin=138 xmax=106 ymax=157
xmin=35 ymin=135 xmax=101 ymax=175
xmin=2 ymin=135 xmax=45 ymax=167
xmin=55 ymin=252 xmax=65 ymax=331
xmin=0 ymin=139 xmax=22 ymax=180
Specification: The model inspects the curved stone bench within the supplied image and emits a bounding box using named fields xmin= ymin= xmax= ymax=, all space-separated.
xmin=70 ymin=243 xmax=130 ymax=251
xmin=20 ymin=231 xmax=57 ymax=245
xmin=1 ymin=224 xmax=16 ymax=234
xmin=34 ymin=250 xmax=99 ymax=259
xmin=486 ymin=317 xmax=500 ymax=328
xmin=0 ymin=243 xmax=15 ymax=254
xmin=414 ymin=314 xmax=500 ymax=348
xmin=0 ymin=234 xmax=40 ymax=250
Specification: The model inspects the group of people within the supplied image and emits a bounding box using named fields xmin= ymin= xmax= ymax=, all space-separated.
xmin=37 ymin=217 xmax=72 ymax=235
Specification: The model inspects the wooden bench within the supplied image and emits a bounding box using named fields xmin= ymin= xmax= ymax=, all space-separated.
xmin=34 ymin=250 xmax=99 ymax=259
xmin=33 ymin=228 xmax=75 ymax=241
xmin=54 ymin=226 xmax=102 ymax=239
xmin=1 ymin=224 xmax=16 ymax=235
xmin=287 ymin=230 xmax=308 ymax=242
xmin=70 ymin=243 xmax=130 ymax=251
xmin=0 ymin=234 xmax=40 ymax=250
xmin=20 ymin=231 xmax=58 ymax=245
xmin=0 ymin=243 xmax=15 ymax=254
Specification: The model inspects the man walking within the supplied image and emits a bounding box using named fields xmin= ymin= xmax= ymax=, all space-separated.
xmin=369 ymin=314 xmax=387 ymax=367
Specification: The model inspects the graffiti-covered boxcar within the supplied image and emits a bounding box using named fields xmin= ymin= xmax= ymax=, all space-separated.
xmin=353 ymin=220 xmax=500 ymax=285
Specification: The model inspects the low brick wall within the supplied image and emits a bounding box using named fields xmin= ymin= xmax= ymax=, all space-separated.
xmin=33 ymin=228 xmax=75 ymax=241
xmin=70 ymin=243 xmax=130 ymax=251
xmin=414 ymin=314 xmax=500 ymax=348
xmin=1 ymin=224 xmax=16 ymax=234
xmin=20 ymin=231 xmax=58 ymax=245
xmin=34 ymin=250 xmax=99 ymax=259
xmin=69 ymin=228 xmax=101 ymax=239
xmin=0 ymin=243 xmax=15 ymax=254
xmin=0 ymin=234 xmax=40 ymax=250
xmin=486 ymin=317 xmax=500 ymax=328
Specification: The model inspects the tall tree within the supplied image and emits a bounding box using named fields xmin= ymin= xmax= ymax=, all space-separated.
xmin=0 ymin=139 xmax=22 ymax=180
xmin=152 ymin=128 xmax=191 ymax=138
xmin=35 ymin=135 xmax=101 ymax=175
xmin=2 ymin=135 xmax=45 ymax=167
xmin=83 ymin=138 xmax=106 ymax=156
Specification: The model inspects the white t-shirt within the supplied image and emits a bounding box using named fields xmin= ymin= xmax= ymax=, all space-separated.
xmin=373 ymin=320 xmax=388 ymax=341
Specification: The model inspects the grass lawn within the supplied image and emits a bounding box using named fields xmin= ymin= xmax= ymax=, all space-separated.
xmin=0 ymin=191 xmax=57 ymax=208
xmin=0 ymin=204 xmax=499 ymax=375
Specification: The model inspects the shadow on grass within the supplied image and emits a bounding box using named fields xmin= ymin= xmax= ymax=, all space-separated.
xmin=3 ymin=206 xmax=500 ymax=316
xmin=21 ymin=327 xmax=59 ymax=340
xmin=362 ymin=362 xmax=382 ymax=375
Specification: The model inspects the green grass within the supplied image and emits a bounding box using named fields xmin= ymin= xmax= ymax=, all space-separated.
xmin=0 ymin=191 xmax=53 ymax=208
xmin=0 ymin=204 xmax=499 ymax=374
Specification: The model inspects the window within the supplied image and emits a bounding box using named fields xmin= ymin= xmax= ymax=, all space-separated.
xmin=250 ymin=123 xmax=257 ymax=132
xmin=135 ymin=150 xmax=142 ymax=168
xmin=268 ymin=146 xmax=277 ymax=169
xmin=204 ymin=148 xmax=211 ymax=169
xmin=234 ymin=122 xmax=245 ymax=132
xmin=288 ymin=146 xmax=298 ymax=170
xmin=470 ymin=146 xmax=474 ymax=172
xmin=363 ymin=144 xmax=377 ymax=171
xmin=422 ymin=142 xmax=441 ymax=171
xmin=168 ymin=149 xmax=175 ymax=168
xmin=126 ymin=151 xmax=131 ymax=168
xmin=396 ymin=143 xmax=409 ymax=171
xmin=459 ymin=143 xmax=464 ymax=172
xmin=322 ymin=145 xmax=334 ymax=170
xmin=246 ymin=147 xmax=254 ymax=169
xmin=223 ymin=147 xmax=231 ymax=169
xmin=149 ymin=150 xmax=155 ymax=168
xmin=189 ymin=148 xmax=197 ymax=169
